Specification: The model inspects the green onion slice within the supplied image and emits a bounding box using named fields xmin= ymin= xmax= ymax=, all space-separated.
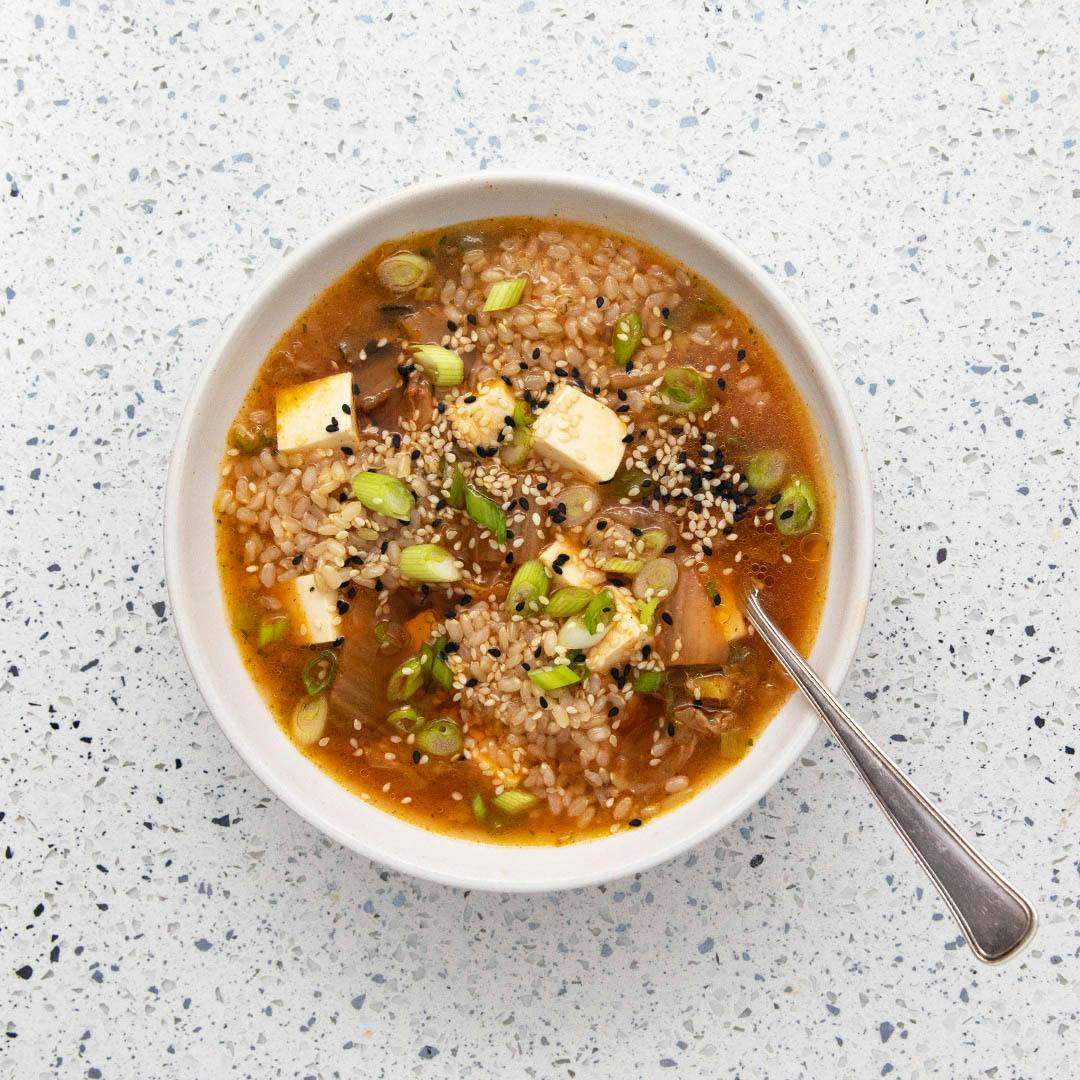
xmin=376 ymin=251 xmax=432 ymax=293
xmin=465 ymin=484 xmax=507 ymax=543
xmin=664 ymin=296 xmax=723 ymax=331
xmin=415 ymin=719 xmax=464 ymax=758
xmin=492 ymin=788 xmax=540 ymax=815
xmin=775 ymin=478 xmax=817 ymax=536
xmin=386 ymin=705 xmax=424 ymax=733
xmin=612 ymin=311 xmax=644 ymax=365
xmin=387 ymin=655 xmax=425 ymax=701
xmin=505 ymin=559 xmax=550 ymax=616
xmin=512 ymin=400 xmax=531 ymax=428
xmin=399 ymin=543 xmax=462 ymax=583
xmin=500 ymin=423 xmax=532 ymax=469
xmin=444 ymin=462 xmax=467 ymax=509
xmin=528 ymin=664 xmax=584 ymax=691
xmin=408 ymin=343 xmax=465 ymax=386
xmin=374 ymin=620 xmax=408 ymax=654
xmin=556 ymin=484 xmax=600 ymax=527
xmin=302 ymin=649 xmax=338 ymax=695
xmin=292 ymin=694 xmax=328 ymax=746
xmin=745 ymin=449 xmax=787 ymax=492
xmin=632 ymin=558 xmax=679 ymax=600
xmin=640 ymin=528 xmax=671 ymax=558
xmin=635 ymin=597 xmax=661 ymax=629
xmin=582 ymin=589 xmax=615 ymax=634
xmin=660 ymin=367 xmax=709 ymax=414
xmin=351 ymin=471 xmax=416 ymax=521
xmin=229 ymin=421 xmax=270 ymax=454
xmin=471 ymin=793 xmax=488 ymax=822
xmin=483 ymin=276 xmax=528 ymax=312
xmin=428 ymin=635 xmax=454 ymax=690
xmin=632 ymin=670 xmax=665 ymax=694
xmin=603 ymin=557 xmax=645 ymax=576
xmin=544 ymin=585 xmax=593 ymax=618
xmin=604 ymin=466 xmax=656 ymax=501
xmin=257 ymin=614 xmax=288 ymax=650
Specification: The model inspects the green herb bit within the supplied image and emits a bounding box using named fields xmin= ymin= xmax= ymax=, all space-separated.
xmin=387 ymin=655 xmax=425 ymax=701
xmin=505 ymin=559 xmax=550 ymax=617
xmin=302 ymin=649 xmax=338 ymax=696
xmin=527 ymin=664 xmax=584 ymax=691
xmin=582 ymin=589 xmax=615 ymax=634
xmin=415 ymin=719 xmax=464 ymax=758
xmin=632 ymin=670 xmax=665 ymax=694
xmin=257 ymin=614 xmax=288 ymax=650
xmin=483 ymin=276 xmax=528 ymax=312
xmin=775 ymin=478 xmax=817 ymax=536
xmin=492 ymin=789 xmax=540 ymax=815
xmin=351 ymin=471 xmax=415 ymax=521
xmin=444 ymin=462 xmax=467 ymax=509
xmin=544 ymin=586 xmax=593 ymax=618
xmin=465 ymin=484 xmax=508 ymax=543
xmin=612 ymin=311 xmax=643 ymax=365
xmin=399 ymin=543 xmax=462 ymax=583
xmin=408 ymin=343 xmax=465 ymax=386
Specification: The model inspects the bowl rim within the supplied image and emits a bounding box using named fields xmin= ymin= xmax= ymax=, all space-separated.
xmin=164 ymin=170 xmax=874 ymax=891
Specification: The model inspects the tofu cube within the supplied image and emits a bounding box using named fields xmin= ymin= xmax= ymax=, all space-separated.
xmin=585 ymin=587 xmax=653 ymax=674
xmin=448 ymin=380 xmax=516 ymax=451
xmin=280 ymin=573 xmax=340 ymax=645
xmin=540 ymin=539 xmax=604 ymax=588
xmin=532 ymin=384 xmax=626 ymax=482
xmin=275 ymin=372 xmax=359 ymax=454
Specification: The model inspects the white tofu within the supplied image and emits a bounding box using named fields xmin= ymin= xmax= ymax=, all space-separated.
xmin=532 ymin=384 xmax=626 ymax=482
xmin=448 ymin=380 xmax=515 ymax=451
xmin=275 ymin=372 xmax=359 ymax=453
xmin=280 ymin=573 xmax=340 ymax=645
xmin=585 ymin=587 xmax=653 ymax=674
xmin=540 ymin=539 xmax=604 ymax=588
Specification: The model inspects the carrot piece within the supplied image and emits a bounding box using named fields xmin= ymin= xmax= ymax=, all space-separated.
xmin=404 ymin=609 xmax=438 ymax=650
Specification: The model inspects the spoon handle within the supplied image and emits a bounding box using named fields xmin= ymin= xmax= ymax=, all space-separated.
xmin=744 ymin=591 xmax=1037 ymax=964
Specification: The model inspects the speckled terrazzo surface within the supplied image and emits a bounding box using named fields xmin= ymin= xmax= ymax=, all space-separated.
xmin=3 ymin=1 xmax=1078 ymax=1076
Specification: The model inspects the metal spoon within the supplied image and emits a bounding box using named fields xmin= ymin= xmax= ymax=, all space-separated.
xmin=744 ymin=590 xmax=1037 ymax=964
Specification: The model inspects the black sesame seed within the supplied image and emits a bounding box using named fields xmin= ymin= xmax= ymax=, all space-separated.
xmin=467 ymin=313 xmax=477 ymax=325
xmin=539 ymin=696 xmax=549 ymax=708
xmin=661 ymin=611 xmax=673 ymax=625
xmin=628 ymin=818 xmax=642 ymax=828
xmin=291 ymin=555 xmax=303 ymax=565
xmin=412 ymin=750 xmax=422 ymax=764
xmin=596 ymin=296 xmax=605 ymax=308
xmin=488 ymin=647 xmax=502 ymax=658
xmin=447 ymin=320 xmax=458 ymax=332
xmin=532 ymin=347 xmax=541 ymax=360
xmin=737 ymin=348 xmax=746 ymax=361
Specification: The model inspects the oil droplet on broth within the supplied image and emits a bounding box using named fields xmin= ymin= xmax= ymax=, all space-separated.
xmin=800 ymin=532 xmax=828 ymax=563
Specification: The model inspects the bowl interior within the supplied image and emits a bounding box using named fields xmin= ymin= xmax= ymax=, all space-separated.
xmin=165 ymin=173 xmax=872 ymax=891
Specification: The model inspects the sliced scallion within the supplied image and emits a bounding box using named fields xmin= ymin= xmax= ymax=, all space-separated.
xmin=528 ymin=664 xmax=584 ymax=691
xmin=582 ymin=589 xmax=616 ymax=635
xmin=408 ymin=343 xmax=464 ymax=386
xmin=302 ymin=649 xmax=338 ymax=696
xmin=374 ymin=620 xmax=408 ymax=654
xmin=661 ymin=367 xmax=709 ymax=415
xmin=635 ymin=597 xmax=661 ymax=629
xmin=604 ymin=466 xmax=656 ymax=501
xmin=612 ymin=311 xmax=643 ymax=365
xmin=292 ymin=694 xmax=328 ymax=746
xmin=557 ymin=614 xmax=608 ymax=650
xmin=399 ymin=543 xmax=462 ymax=583
xmin=387 ymin=655 xmax=425 ymax=701
xmin=386 ymin=705 xmax=424 ymax=733
xmin=492 ymin=788 xmax=539 ymax=815
xmin=603 ymin=557 xmax=645 ymax=576
xmin=444 ymin=462 xmax=467 ymax=509
xmin=775 ymin=478 xmax=817 ymax=536
xmin=544 ymin=585 xmax=593 ymax=618
xmin=632 ymin=670 xmax=665 ymax=694
xmin=415 ymin=719 xmax=464 ymax=758
xmin=664 ymin=296 xmax=723 ymax=332
xmin=557 ymin=484 xmax=600 ymax=527
xmin=257 ymin=614 xmax=288 ymax=650
xmin=640 ymin=528 xmax=671 ymax=558
xmin=500 ymin=423 xmax=532 ymax=469
xmin=471 ymin=793 xmax=488 ymax=822
xmin=632 ymin=558 xmax=679 ymax=600
xmin=376 ymin=251 xmax=432 ymax=293
xmin=483 ymin=276 xmax=528 ymax=312
xmin=351 ymin=471 xmax=415 ymax=521
xmin=429 ymin=635 xmax=454 ymax=690
xmin=465 ymin=484 xmax=507 ymax=543
xmin=745 ymin=449 xmax=787 ymax=492
xmin=505 ymin=559 xmax=550 ymax=616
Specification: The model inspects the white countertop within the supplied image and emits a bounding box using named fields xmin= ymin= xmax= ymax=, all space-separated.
xmin=4 ymin=2 xmax=1076 ymax=1076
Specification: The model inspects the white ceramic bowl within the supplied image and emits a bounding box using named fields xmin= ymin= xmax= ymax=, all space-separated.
xmin=165 ymin=172 xmax=873 ymax=891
